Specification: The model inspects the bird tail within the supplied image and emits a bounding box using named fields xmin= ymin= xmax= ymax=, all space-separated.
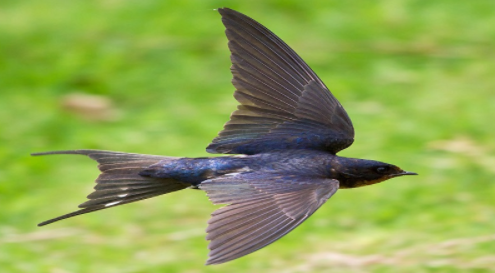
xmin=32 ymin=150 xmax=190 ymax=226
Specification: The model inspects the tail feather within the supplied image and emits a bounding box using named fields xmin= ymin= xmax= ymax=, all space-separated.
xmin=32 ymin=150 xmax=190 ymax=226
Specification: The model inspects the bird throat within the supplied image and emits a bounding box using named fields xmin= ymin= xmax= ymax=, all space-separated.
xmin=340 ymin=176 xmax=390 ymax=189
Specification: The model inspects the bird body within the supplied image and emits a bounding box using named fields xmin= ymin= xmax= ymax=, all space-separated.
xmin=140 ymin=150 xmax=410 ymax=189
xmin=33 ymin=8 xmax=416 ymax=265
xmin=141 ymin=150 xmax=332 ymax=185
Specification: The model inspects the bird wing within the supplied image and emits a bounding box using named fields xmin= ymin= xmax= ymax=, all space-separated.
xmin=207 ymin=8 xmax=354 ymax=155
xmin=199 ymin=172 xmax=339 ymax=264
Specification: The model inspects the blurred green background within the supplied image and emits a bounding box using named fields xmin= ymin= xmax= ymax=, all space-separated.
xmin=1 ymin=0 xmax=495 ymax=272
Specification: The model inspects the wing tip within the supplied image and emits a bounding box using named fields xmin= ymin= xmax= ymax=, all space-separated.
xmin=217 ymin=8 xmax=250 ymax=23
xmin=205 ymin=256 xmax=229 ymax=265
xmin=216 ymin=7 xmax=232 ymax=14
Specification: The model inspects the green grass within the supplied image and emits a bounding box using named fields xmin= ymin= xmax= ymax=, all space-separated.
xmin=2 ymin=0 xmax=495 ymax=272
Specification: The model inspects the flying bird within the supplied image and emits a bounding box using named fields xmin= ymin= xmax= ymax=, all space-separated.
xmin=33 ymin=8 xmax=417 ymax=265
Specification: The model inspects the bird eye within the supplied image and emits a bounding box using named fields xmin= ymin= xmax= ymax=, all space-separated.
xmin=375 ymin=166 xmax=390 ymax=174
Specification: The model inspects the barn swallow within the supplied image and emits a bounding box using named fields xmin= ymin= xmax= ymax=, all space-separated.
xmin=33 ymin=8 xmax=417 ymax=265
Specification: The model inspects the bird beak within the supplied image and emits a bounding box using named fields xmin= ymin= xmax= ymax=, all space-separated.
xmin=390 ymin=170 xmax=418 ymax=177
xmin=400 ymin=171 xmax=418 ymax=176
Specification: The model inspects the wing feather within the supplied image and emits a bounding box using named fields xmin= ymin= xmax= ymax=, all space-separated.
xmin=207 ymin=8 xmax=354 ymax=155
xmin=200 ymin=172 xmax=339 ymax=264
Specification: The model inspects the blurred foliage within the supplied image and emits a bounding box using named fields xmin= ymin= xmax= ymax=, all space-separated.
xmin=1 ymin=0 xmax=495 ymax=272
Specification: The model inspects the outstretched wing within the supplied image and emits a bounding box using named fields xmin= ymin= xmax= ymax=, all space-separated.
xmin=207 ymin=8 xmax=354 ymax=155
xmin=199 ymin=172 xmax=339 ymax=264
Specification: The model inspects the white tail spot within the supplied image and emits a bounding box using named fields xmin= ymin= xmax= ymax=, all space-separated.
xmin=105 ymin=201 xmax=121 ymax=207
xmin=118 ymin=194 xmax=128 ymax=198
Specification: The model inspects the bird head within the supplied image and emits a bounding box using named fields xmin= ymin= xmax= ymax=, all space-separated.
xmin=332 ymin=157 xmax=417 ymax=188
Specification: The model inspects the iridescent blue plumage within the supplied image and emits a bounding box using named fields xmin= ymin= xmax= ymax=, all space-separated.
xmin=140 ymin=150 xmax=334 ymax=185
xmin=33 ymin=7 xmax=416 ymax=266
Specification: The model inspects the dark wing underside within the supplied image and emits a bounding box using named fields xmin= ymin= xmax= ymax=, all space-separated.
xmin=207 ymin=8 xmax=354 ymax=155
xmin=199 ymin=172 xmax=339 ymax=264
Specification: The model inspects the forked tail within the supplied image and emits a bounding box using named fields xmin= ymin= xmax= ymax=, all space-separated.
xmin=32 ymin=150 xmax=190 ymax=226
